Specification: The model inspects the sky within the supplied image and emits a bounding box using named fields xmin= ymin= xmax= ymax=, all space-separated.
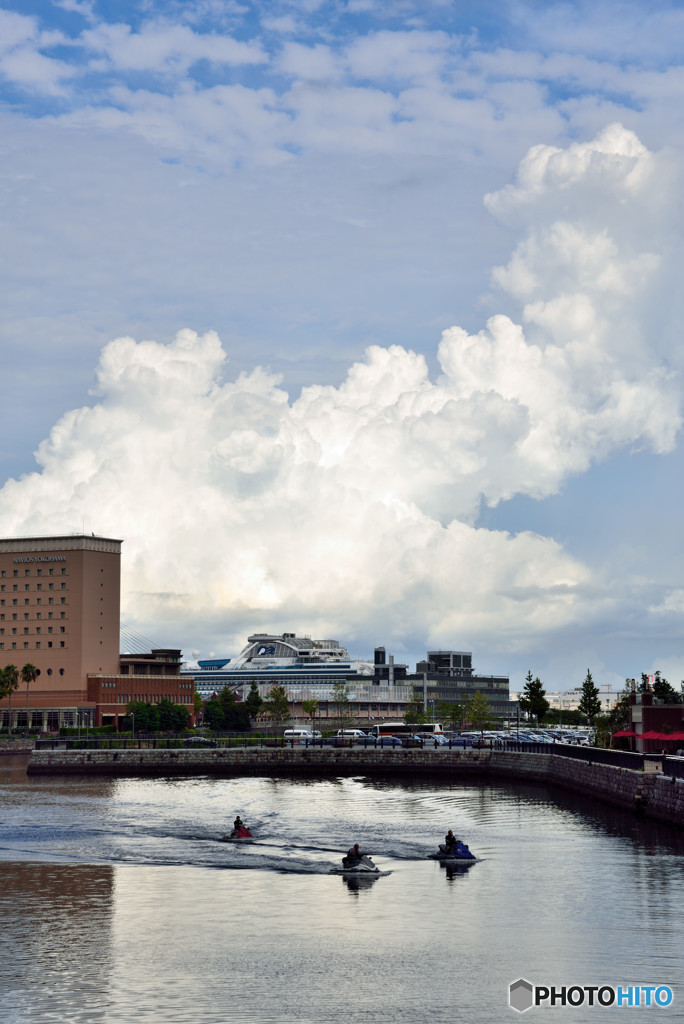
xmin=1 ymin=0 xmax=684 ymax=693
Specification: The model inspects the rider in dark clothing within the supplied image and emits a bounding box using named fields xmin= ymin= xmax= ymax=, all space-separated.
xmin=344 ymin=843 xmax=363 ymax=867
xmin=445 ymin=830 xmax=458 ymax=852
xmin=233 ymin=816 xmax=245 ymax=833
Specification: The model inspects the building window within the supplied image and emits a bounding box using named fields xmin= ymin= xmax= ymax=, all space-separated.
xmin=36 ymin=642 xmax=40 ymax=649
xmin=48 ymin=627 xmax=53 ymax=634
xmin=24 ymin=628 xmax=29 ymax=635
xmin=11 ymin=642 xmax=16 ymax=649
xmin=60 ymin=612 xmax=65 ymax=619
xmin=36 ymin=628 xmax=41 ymax=635
xmin=48 ymin=612 xmax=53 ymax=619
xmin=12 ymin=628 xmax=16 ymax=635
xmin=60 ymin=627 xmax=65 ymax=633
xmin=36 ymin=613 xmax=41 ymax=620
xmin=61 ymin=583 xmax=66 ymax=590
xmin=60 ymin=641 xmax=65 ymax=648
xmin=24 ymin=599 xmax=29 ymax=606
xmin=23 ymin=642 xmax=28 ymax=649
xmin=49 ymin=583 xmax=54 ymax=590
xmin=48 ymin=642 xmax=52 ymax=648
xmin=24 ymin=584 xmax=29 ymax=591
xmin=24 ymin=613 xmax=28 ymax=620
xmin=61 ymin=568 xmax=66 ymax=575
xmin=37 ymin=569 xmax=42 ymax=576
xmin=12 ymin=585 xmax=17 ymax=591
xmin=36 ymin=584 xmax=42 ymax=591
xmin=25 ymin=570 xmax=30 ymax=576
xmin=60 ymin=598 xmax=65 ymax=605
xmin=49 ymin=568 xmax=54 ymax=575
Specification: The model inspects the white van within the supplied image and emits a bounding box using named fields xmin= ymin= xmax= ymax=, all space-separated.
xmin=284 ymin=729 xmax=314 ymax=743
xmin=336 ymin=729 xmax=367 ymax=739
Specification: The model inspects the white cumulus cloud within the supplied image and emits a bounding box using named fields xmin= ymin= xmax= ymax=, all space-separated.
xmin=0 ymin=124 xmax=680 ymax=660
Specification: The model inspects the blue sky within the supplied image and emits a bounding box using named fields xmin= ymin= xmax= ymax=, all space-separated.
xmin=1 ymin=0 xmax=684 ymax=692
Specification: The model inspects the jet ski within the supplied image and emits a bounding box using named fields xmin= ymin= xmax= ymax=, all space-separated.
xmin=221 ymin=825 xmax=254 ymax=842
xmin=428 ymin=841 xmax=476 ymax=863
xmin=330 ymin=853 xmax=391 ymax=876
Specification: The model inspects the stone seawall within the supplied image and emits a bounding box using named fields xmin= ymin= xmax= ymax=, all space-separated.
xmin=26 ymin=747 xmax=684 ymax=827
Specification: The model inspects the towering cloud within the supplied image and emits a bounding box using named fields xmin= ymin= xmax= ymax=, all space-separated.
xmin=0 ymin=125 xmax=679 ymax=658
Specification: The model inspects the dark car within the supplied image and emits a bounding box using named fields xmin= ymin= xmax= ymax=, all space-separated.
xmin=376 ymin=736 xmax=403 ymax=747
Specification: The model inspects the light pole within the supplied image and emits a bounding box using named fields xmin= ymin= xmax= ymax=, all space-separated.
xmin=131 ymin=712 xmax=135 ymax=740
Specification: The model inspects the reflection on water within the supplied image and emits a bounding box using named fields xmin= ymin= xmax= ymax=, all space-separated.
xmin=0 ymin=764 xmax=683 ymax=1022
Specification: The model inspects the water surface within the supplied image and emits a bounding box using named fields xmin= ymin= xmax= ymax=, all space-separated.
xmin=1 ymin=755 xmax=682 ymax=1022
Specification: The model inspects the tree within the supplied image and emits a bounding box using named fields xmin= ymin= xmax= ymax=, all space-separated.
xmin=331 ymin=682 xmax=354 ymax=729
xmin=436 ymin=700 xmax=464 ymax=732
xmin=466 ymin=691 xmax=495 ymax=735
xmin=403 ymin=686 xmax=426 ymax=727
xmin=202 ymin=697 xmax=224 ymax=731
xmin=219 ymin=686 xmax=251 ymax=730
xmin=157 ymin=697 xmax=190 ymax=732
xmin=125 ymin=700 xmax=160 ymax=732
xmin=262 ymin=685 xmax=291 ymax=729
xmin=652 ymin=670 xmax=683 ymax=705
xmin=21 ymin=663 xmax=38 ymax=737
xmin=245 ymin=681 xmax=264 ymax=720
xmin=518 ymin=671 xmax=550 ymax=724
xmin=2 ymin=664 xmax=19 ymax=735
xmin=301 ymin=698 xmax=319 ymax=726
xmin=577 ymin=669 xmax=602 ymax=723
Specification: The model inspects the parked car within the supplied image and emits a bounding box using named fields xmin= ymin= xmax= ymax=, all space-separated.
xmin=376 ymin=736 xmax=403 ymax=747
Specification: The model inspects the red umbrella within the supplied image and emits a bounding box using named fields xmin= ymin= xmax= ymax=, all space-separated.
xmin=640 ymin=730 xmax=668 ymax=740
xmin=612 ymin=729 xmax=637 ymax=737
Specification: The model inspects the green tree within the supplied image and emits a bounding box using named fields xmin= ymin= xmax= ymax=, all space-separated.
xmin=577 ymin=669 xmax=602 ymax=723
xmin=262 ymin=685 xmax=291 ymax=729
xmin=301 ymin=698 xmax=319 ymax=727
xmin=652 ymin=670 xmax=683 ymax=704
xmin=245 ymin=681 xmax=264 ymax=720
xmin=518 ymin=671 xmax=550 ymax=724
xmin=125 ymin=700 xmax=159 ymax=732
xmin=466 ymin=690 xmax=495 ymax=735
xmin=331 ymin=682 xmax=354 ymax=729
xmin=403 ymin=686 xmax=426 ymax=727
xmin=604 ymin=682 xmax=633 ymax=738
xmin=202 ymin=697 xmax=224 ymax=731
xmin=156 ymin=697 xmax=190 ymax=732
xmin=21 ymin=663 xmax=38 ymax=737
xmin=436 ymin=700 xmax=464 ymax=732
xmin=219 ymin=686 xmax=251 ymax=730
xmin=2 ymin=664 xmax=19 ymax=735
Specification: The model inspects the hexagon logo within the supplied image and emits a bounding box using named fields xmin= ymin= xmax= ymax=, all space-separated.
xmin=509 ymin=979 xmax=534 ymax=1013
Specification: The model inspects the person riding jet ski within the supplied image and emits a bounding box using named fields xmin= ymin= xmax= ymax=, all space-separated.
xmin=445 ymin=829 xmax=458 ymax=852
xmin=343 ymin=843 xmax=364 ymax=868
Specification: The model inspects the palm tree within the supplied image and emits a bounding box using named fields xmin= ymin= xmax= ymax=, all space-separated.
xmin=21 ymin=663 xmax=38 ymax=738
xmin=3 ymin=664 xmax=19 ymax=735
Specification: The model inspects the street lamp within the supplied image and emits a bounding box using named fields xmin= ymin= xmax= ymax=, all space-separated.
xmin=131 ymin=712 xmax=135 ymax=740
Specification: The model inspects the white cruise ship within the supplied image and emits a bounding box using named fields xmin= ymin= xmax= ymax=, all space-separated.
xmin=186 ymin=632 xmax=375 ymax=700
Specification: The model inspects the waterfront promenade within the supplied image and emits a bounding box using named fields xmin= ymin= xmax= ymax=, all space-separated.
xmin=27 ymin=744 xmax=684 ymax=828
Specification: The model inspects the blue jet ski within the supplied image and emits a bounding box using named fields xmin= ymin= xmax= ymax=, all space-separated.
xmin=428 ymin=841 xmax=476 ymax=863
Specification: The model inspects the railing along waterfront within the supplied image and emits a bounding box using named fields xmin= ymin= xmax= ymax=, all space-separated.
xmin=662 ymin=756 xmax=684 ymax=780
xmin=35 ymin=735 xmax=644 ymax=769
xmin=498 ymin=740 xmax=644 ymax=770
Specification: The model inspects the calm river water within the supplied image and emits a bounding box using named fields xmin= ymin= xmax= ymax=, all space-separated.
xmin=0 ymin=754 xmax=682 ymax=1023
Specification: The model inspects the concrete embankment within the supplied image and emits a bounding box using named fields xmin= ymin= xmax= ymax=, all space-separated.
xmin=26 ymin=746 xmax=684 ymax=827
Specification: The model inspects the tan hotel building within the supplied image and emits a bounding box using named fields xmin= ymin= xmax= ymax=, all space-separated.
xmin=0 ymin=535 xmax=194 ymax=731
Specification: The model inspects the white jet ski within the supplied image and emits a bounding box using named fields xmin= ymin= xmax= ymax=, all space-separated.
xmin=330 ymin=853 xmax=391 ymax=876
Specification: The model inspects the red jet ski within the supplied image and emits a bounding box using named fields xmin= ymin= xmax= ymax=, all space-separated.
xmin=221 ymin=825 xmax=254 ymax=842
